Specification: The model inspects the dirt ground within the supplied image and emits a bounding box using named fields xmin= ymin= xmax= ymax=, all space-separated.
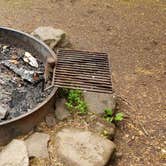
xmin=0 ymin=0 xmax=165 ymax=165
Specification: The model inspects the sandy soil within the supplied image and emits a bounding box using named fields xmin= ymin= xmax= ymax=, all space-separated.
xmin=0 ymin=0 xmax=165 ymax=165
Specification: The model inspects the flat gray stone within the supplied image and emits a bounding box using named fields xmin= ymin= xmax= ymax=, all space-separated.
xmin=55 ymin=98 xmax=71 ymax=121
xmin=84 ymin=92 xmax=117 ymax=114
xmin=54 ymin=128 xmax=116 ymax=166
xmin=31 ymin=26 xmax=66 ymax=49
xmin=25 ymin=132 xmax=50 ymax=158
xmin=0 ymin=139 xmax=29 ymax=166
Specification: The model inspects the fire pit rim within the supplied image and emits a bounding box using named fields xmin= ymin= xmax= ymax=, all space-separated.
xmin=0 ymin=26 xmax=56 ymax=58
xmin=0 ymin=26 xmax=57 ymax=125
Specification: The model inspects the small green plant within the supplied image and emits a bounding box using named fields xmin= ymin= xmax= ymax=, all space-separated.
xmin=104 ymin=109 xmax=114 ymax=122
xmin=104 ymin=108 xmax=124 ymax=123
xmin=114 ymin=112 xmax=124 ymax=121
xmin=65 ymin=89 xmax=88 ymax=115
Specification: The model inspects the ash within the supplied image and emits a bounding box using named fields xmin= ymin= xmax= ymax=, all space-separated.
xmin=0 ymin=43 xmax=52 ymax=122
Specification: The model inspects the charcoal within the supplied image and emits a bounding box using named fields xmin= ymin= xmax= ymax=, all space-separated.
xmin=1 ymin=60 xmax=43 ymax=83
xmin=0 ymin=43 xmax=52 ymax=122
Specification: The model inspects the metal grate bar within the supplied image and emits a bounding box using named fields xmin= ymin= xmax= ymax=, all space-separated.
xmin=53 ymin=49 xmax=112 ymax=93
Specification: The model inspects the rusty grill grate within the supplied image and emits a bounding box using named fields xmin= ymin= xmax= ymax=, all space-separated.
xmin=53 ymin=49 xmax=112 ymax=93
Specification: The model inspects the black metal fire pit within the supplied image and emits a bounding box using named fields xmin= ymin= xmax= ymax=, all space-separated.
xmin=0 ymin=27 xmax=57 ymax=145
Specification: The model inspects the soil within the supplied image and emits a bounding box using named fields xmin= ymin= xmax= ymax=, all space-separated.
xmin=0 ymin=43 xmax=51 ymax=122
xmin=0 ymin=0 xmax=165 ymax=165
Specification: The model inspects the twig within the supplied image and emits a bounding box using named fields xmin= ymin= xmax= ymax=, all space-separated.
xmin=115 ymin=93 xmax=149 ymax=137
xmin=2 ymin=92 xmax=11 ymax=95
xmin=139 ymin=123 xmax=149 ymax=136
xmin=116 ymin=94 xmax=137 ymax=112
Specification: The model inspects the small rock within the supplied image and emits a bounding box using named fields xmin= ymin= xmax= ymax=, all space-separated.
xmin=0 ymin=139 xmax=29 ymax=166
xmin=2 ymin=45 xmax=8 ymax=50
xmin=84 ymin=92 xmax=117 ymax=115
xmin=31 ymin=26 xmax=66 ymax=49
xmin=0 ymin=104 xmax=8 ymax=120
xmin=45 ymin=114 xmax=56 ymax=127
xmin=2 ymin=45 xmax=10 ymax=53
xmin=161 ymin=149 xmax=166 ymax=154
xmin=55 ymin=98 xmax=71 ymax=120
xmin=115 ymin=152 xmax=123 ymax=158
xmin=25 ymin=132 xmax=50 ymax=158
xmin=54 ymin=127 xmax=116 ymax=166
xmin=89 ymin=117 xmax=116 ymax=140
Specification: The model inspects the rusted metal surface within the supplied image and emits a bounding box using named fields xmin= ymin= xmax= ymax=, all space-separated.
xmin=0 ymin=27 xmax=57 ymax=145
xmin=54 ymin=49 xmax=112 ymax=93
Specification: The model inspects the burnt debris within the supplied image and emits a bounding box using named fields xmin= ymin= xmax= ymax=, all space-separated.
xmin=0 ymin=43 xmax=52 ymax=122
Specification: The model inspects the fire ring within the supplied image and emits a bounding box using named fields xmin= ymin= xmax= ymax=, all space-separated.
xmin=0 ymin=27 xmax=57 ymax=145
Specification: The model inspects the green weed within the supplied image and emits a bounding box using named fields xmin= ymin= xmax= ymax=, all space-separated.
xmin=104 ymin=108 xmax=124 ymax=123
xmin=65 ymin=89 xmax=88 ymax=115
